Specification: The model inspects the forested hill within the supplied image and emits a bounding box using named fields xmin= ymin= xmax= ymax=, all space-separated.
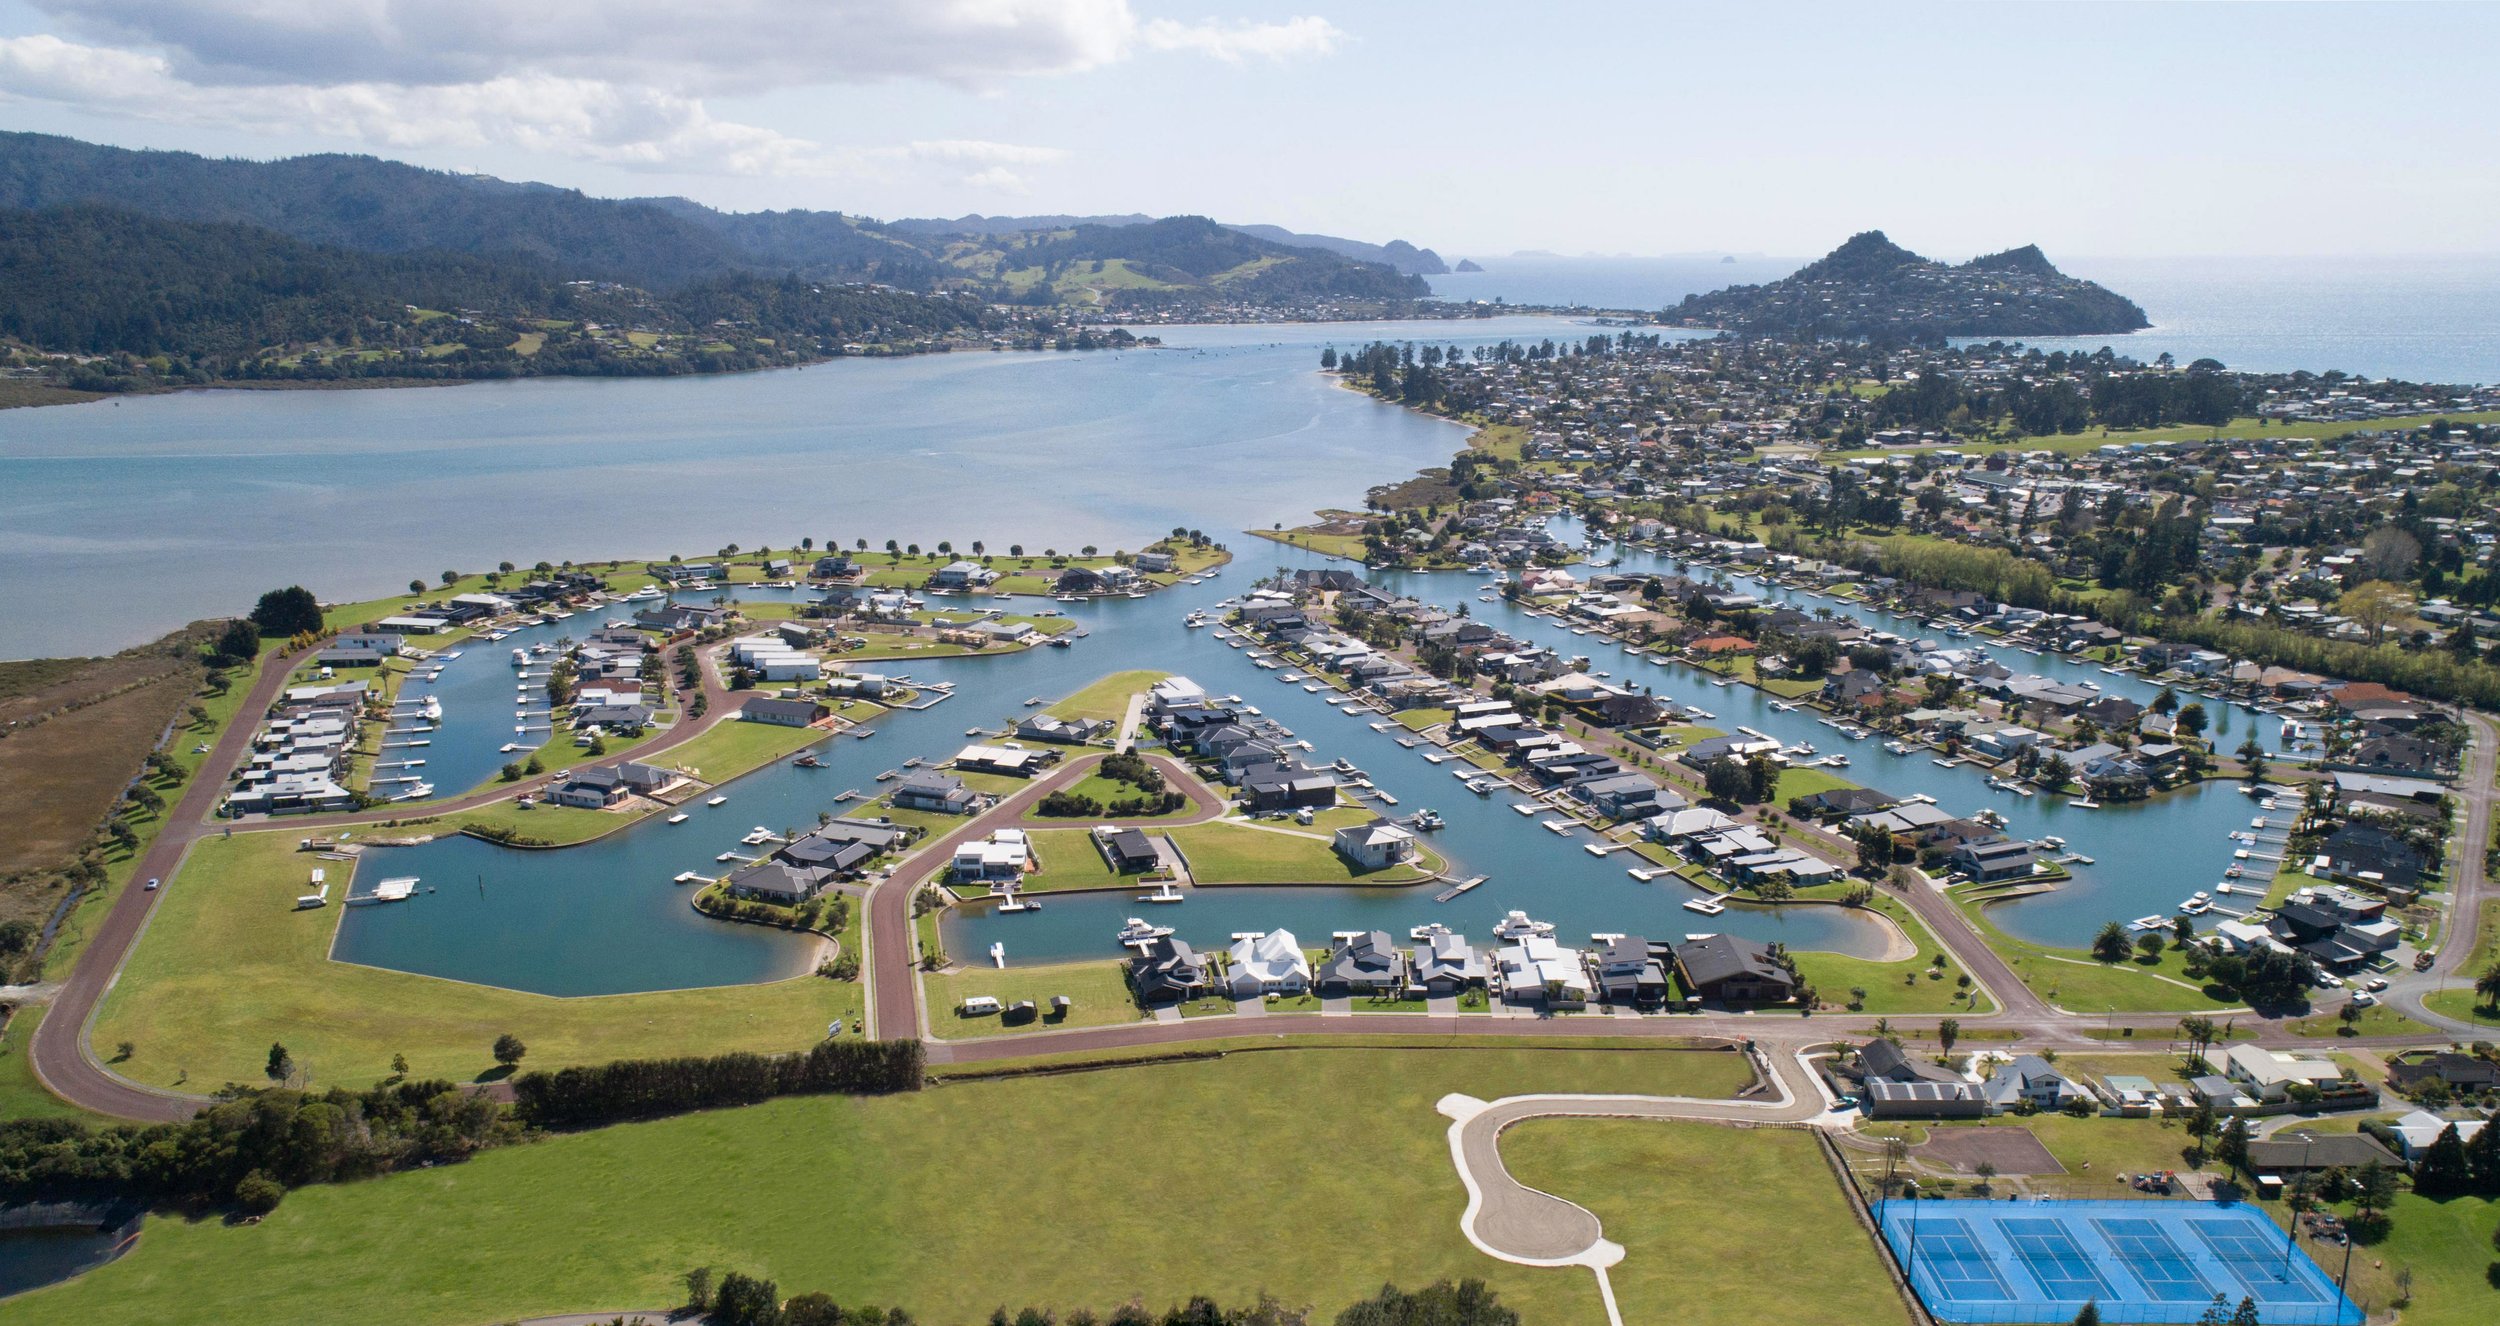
xmin=0 ymin=133 xmax=1432 ymax=303
xmin=887 ymin=213 xmax=1447 ymax=275
xmin=1670 ymin=231 xmax=2150 ymax=341
xmin=966 ymin=216 xmax=1431 ymax=306
xmin=0 ymin=204 xmax=998 ymax=394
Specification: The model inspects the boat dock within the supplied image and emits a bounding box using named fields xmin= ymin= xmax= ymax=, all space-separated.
xmin=1432 ymin=875 xmax=1488 ymax=903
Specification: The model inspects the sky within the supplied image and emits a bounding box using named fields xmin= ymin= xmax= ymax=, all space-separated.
xmin=0 ymin=0 xmax=2494 ymax=259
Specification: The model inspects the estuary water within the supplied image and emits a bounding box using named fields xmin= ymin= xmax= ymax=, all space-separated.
xmin=0 ymin=316 xmax=1610 ymax=659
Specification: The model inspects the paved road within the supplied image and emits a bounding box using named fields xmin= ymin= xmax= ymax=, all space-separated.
xmin=1442 ymin=1044 xmax=1826 ymax=1267
xmin=2387 ymin=709 xmax=2497 ymax=1034
xmin=862 ymin=750 xmax=1230 ymax=1038
xmin=26 ymin=645 xmax=315 ymax=1122
xmin=27 ymin=637 xmax=744 ymax=1122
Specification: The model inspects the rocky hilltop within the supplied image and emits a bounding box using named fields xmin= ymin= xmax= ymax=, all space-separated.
xmin=1670 ymin=231 xmax=2149 ymax=340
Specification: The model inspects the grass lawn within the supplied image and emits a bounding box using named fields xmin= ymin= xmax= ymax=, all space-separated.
xmin=1046 ymin=669 xmax=1169 ymax=722
xmin=2 ymin=1045 xmax=1759 ymax=1326
xmin=88 ymin=833 xmax=858 ymax=1091
xmin=2422 ymin=904 xmax=2500 ymax=1027
xmin=1503 ymin=1119 xmax=1908 ymax=1326
xmin=1249 ymin=527 xmax=1367 ymax=561
xmin=1396 ymin=707 xmax=1454 ymax=732
xmin=2287 ymin=1003 xmax=2447 ymax=1039
xmin=1170 ymin=821 xmax=1440 ymax=886
xmin=0 ymin=1005 xmax=93 ymax=1121
xmin=1016 ymin=829 xmax=1127 ymax=893
xmin=921 ymin=961 xmax=1145 ymax=1039
xmin=1957 ymin=898 xmax=2246 ymax=1014
xmin=659 ymin=716 xmax=833 ymax=784
xmin=1773 ymin=765 xmax=1858 ymax=803
xmin=1798 ymin=951 xmax=1989 ymax=1015
xmin=438 ymin=800 xmax=634 ymax=847
xmin=1038 ymin=771 xmax=1194 ymax=821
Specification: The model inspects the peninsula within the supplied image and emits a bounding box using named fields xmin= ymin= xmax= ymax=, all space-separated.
xmin=1670 ymin=230 xmax=2152 ymax=341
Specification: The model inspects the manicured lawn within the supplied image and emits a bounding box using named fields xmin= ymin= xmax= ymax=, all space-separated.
xmin=1773 ymin=765 xmax=1857 ymax=803
xmin=1956 ymin=898 xmax=2246 ymax=1014
xmin=439 ymin=800 xmax=632 ymax=847
xmin=2287 ymin=1003 xmax=2446 ymax=1039
xmin=1396 ymin=707 xmax=1455 ymax=732
xmin=1016 ymin=829 xmax=1127 ymax=893
xmin=659 ymin=716 xmax=833 ymax=784
xmin=1250 ymin=527 xmax=1368 ymax=560
xmin=1169 ymin=821 xmax=1440 ymax=885
xmin=922 ymin=961 xmax=1145 ymax=1038
xmin=1502 ymin=1119 xmax=1908 ymax=1326
xmin=3 ymin=1046 xmax=1757 ymax=1326
xmin=1046 ymin=669 xmax=1169 ymax=722
xmin=1798 ymin=950 xmax=1990 ymax=1015
xmin=1038 ymin=770 xmax=1194 ymax=820
xmin=88 ymin=833 xmax=858 ymax=1091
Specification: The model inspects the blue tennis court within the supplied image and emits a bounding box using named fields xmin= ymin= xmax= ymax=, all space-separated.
xmin=1871 ymin=1198 xmax=2362 ymax=1325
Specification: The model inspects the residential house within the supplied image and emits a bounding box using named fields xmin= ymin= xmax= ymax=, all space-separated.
xmin=1589 ymin=935 xmax=1671 ymax=1008
xmin=724 ymin=859 xmax=826 ymax=906
xmin=1410 ymin=932 xmax=1486 ymax=996
xmin=1332 ymin=819 xmax=1418 ymax=872
xmin=1225 ymin=929 xmax=1311 ymax=999
xmin=893 ymin=773 xmax=983 ymax=815
xmin=1494 ymin=934 xmax=1592 ymax=1008
xmin=1127 ymin=937 xmax=1209 ymax=1004
xmin=1672 ymin=934 xmax=1796 ymax=1004
xmin=1317 ymin=931 xmax=1407 ymax=997
xmin=740 ymin=696 xmax=827 ymax=727
xmin=2224 ymin=1044 xmax=2346 ymax=1102
xmin=1096 ymin=827 xmax=1162 ymax=874
xmin=1981 ymin=1055 xmax=2083 ymax=1113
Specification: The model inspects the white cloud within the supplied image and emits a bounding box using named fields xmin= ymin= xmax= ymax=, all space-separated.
xmin=0 ymin=34 xmax=1062 ymax=182
xmin=1139 ymin=15 xmax=1343 ymax=62
xmin=30 ymin=2 xmax=1342 ymax=93
xmin=0 ymin=5 xmax=1336 ymax=182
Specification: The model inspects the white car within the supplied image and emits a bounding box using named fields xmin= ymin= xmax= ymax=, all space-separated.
xmin=144 ymin=877 xmax=160 ymax=891
xmin=2350 ymin=991 xmax=2379 ymax=1008
xmin=2363 ymin=977 xmax=2390 ymax=993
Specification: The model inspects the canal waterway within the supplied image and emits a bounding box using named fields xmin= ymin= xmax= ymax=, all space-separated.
xmin=342 ymin=524 xmax=2296 ymax=991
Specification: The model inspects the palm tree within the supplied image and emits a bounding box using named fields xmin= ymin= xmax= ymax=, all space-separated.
xmin=2475 ymin=959 xmax=2500 ymax=1011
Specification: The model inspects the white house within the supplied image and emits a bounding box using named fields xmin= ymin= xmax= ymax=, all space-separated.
xmin=1225 ymin=929 xmax=1310 ymax=998
xmin=2388 ymin=1109 xmax=2486 ymax=1161
xmin=2224 ymin=1044 xmax=2345 ymax=1102
xmin=951 ymin=829 xmax=1030 ymax=883
xmin=1493 ymin=934 xmax=1591 ymax=1008
xmin=1332 ymin=819 xmax=1417 ymax=872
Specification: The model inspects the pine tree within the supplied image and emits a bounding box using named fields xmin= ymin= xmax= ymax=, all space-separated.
xmin=2412 ymin=1122 xmax=2471 ymax=1197
xmin=2070 ymin=1299 xmax=2102 ymax=1326
xmin=2460 ymin=1109 xmax=2500 ymax=1196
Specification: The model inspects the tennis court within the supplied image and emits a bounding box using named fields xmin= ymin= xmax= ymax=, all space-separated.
xmin=1870 ymin=1198 xmax=2362 ymax=1325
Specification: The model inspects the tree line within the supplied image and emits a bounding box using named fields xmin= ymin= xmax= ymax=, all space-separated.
xmin=684 ymin=1271 xmax=1517 ymax=1326
xmin=511 ymin=1038 xmax=924 ymax=1131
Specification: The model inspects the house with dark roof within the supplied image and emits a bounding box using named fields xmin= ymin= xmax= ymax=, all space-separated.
xmin=1794 ymin=786 xmax=1900 ymax=820
xmin=1589 ymin=935 xmax=1670 ymax=1008
xmin=2317 ymin=822 xmax=2427 ymax=895
xmin=2246 ymin=1130 xmax=2402 ymax=1175
xmin=1316 ymin=931 xmax=1406 ymax=996
xmin=724 ymin=859 xmax=828 ymax=905
xmin=740 ymin=695 xmax=827 ymax=727
xmin=1098 ymin=827 xmax=1161 ymax=873
xmin=2387 ymin=1053 xmax=2500 ymax=1096
xmin=1951 ymin=839 xmax=2040 ymax=882
xmin=1671 ymin=934 xmax=1795 ymax=1004
xmin=893 ymin=773 xmax=982 ymax=815
xmin=1241 ymin=767 xmax=1339 ymax=811
xmin=1126 ymin=937 xmax=1209 ymax=1004
xmin=1980 ymin=1055 xmax=2083 ymax=1113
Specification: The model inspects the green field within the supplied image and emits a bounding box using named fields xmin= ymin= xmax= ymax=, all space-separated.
xmin=87 ymin=833 xmax=858 ymax=1090
xmin=1503 ymin=1119 xmax=1907 ymax=1326
xmin=1956 ymin=897 xmax=2246 ymax=1014
xmin=922 ymin=960 xmax=1145 ymax=1038
xmin=1249 ymin=527 xmax=1369 ymax=560
xmin=661 ymin=715 xmax=834 ymax=784
xmin=0 ymin=1005 xmax=92 ymax=1120
xmin=2 ymin=1045 xmax=1768 ymax=1326
xmin=2422 ymin=903 xmax=2500 ymax=1027
xmin=1045 ymin=669 xmax=1169 ymax=722
xmin=1010 ymin=828 xmax=1129 ymax=893
xmin=438 ymin=800 xmax=631 ymax=847
xmin=1169 ymin=820 xmax=1441 ymax=885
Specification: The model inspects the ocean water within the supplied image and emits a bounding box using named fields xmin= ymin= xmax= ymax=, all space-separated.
xmin=1433 ymin=252 xmax=2500 ymax=384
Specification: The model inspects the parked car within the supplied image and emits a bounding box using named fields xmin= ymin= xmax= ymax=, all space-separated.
xmin=2350 ymin=991 xmax=2379 ymax=1008
xmin=2363 ymin=977 xmax=2389 ymax=992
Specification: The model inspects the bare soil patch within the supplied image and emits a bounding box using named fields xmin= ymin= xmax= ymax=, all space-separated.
xmin=1916 ymin=1125 xmax=2065 ymax=1175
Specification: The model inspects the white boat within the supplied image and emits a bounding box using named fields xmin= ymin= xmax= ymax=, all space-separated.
xmin=672 ymin=871 xmax=707 ymax=885
xmin=1492 ymin=910 xmax=1555 ymax=940
xmin=1885 ymin=741 xmax=1915 ymax=755
xmin=1117 ymin=917 xmax=1174 ymax=946
xmin=667 ymin=813 xmax=689 ymax=824
xmin=1410 ymin=922 xmax=1454 ymax=942
xmin=707 ymin=795 xmax=728 ymax=807
xmin=990 ymin=942 xmax=1006 ymax=967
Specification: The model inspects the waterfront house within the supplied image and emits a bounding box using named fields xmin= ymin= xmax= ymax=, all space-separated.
xmin=2316 ymin=823 xmax=2427 ymax=896
xmin=1241 ymin=767 xmax=1339 ymax=812
xmin=740 ymin=696 xmax=827 ymax=727
xmin=951 ymin=830 xmax=1030 ymax=884
xmin=1411 ymin=932 xmax=1486 ymax=996
xmin=893 ymin=773 xmax=983 ymax=815
xmin=546 ymin=765 xmax=631 ymax=808
xmin=1225 ymin=929 xmax=1311 ymax=999
xmin=1588 ymin=935 xmax=1670 ymax=1008
xmin=1494 ymin=934 xmax=1592 ymax=1008
xmin=1096 ymin=826 xmax=1162 ymax=873
xmin=1317 ymin=931 xmax=1406 ymax=997
xmin=1950 ymin=839 xmax=2039 ymax=882
xmin=952 ymin=743 xmax=1053 ymax=777
xmin=1127 ymin=937 xmax=1209 ymax=1004
xmin=1671 ymin=934 xmax=1795 ymax=1004
xmin=1015 ymin=714 xmax=1112 ymax=745
xmin=724 ymin=859 xmax=827 ymax=906
xmin=1332 ymin=819 xmax=1419 ymax=872
xmin=929 ymin=560 xmax=998 ymax=590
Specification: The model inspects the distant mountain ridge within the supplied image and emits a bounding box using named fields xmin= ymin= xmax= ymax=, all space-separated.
xmin=891 ymin=212 xmax=1447 ymax=275
xmin=0 ymin=133 xmax=1432 ymax=303
xmin=1671 ymin=231 xmax=2149 ymax=340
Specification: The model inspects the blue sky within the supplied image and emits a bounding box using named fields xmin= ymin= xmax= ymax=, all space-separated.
xmin=1 ymin=1 xmax=2493 ymax=258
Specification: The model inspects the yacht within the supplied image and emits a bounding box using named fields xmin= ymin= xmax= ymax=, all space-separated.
xmin=1116 ymin=917 xmax=1174 ymax=946
xmin=1492 ymin=911 xmax=1555 ymax=941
